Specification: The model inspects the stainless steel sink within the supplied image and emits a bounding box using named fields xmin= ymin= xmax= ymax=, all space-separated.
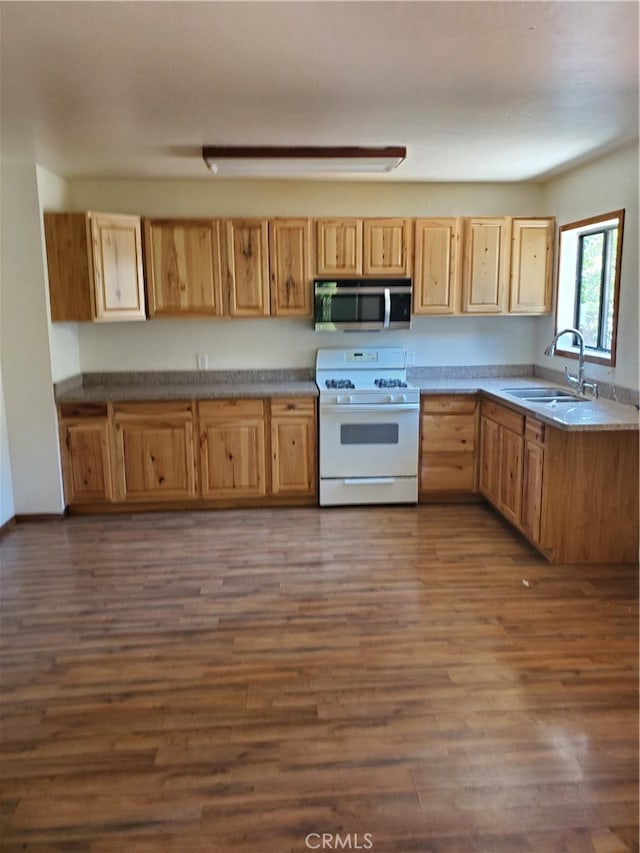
xmin=502 ymin=387 xmax=589 ymax=403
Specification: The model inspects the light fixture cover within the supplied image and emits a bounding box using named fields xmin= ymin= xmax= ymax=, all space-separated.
xmin=202 ymin=145 xmax=406 ymax=176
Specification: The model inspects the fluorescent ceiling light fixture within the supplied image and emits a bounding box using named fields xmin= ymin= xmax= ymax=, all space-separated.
xmin=202 ymin=146 xmax=406 ymax=176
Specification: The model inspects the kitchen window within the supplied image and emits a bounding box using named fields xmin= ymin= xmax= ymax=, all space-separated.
xmin=555 ymin=210 xmax=624 ymax=366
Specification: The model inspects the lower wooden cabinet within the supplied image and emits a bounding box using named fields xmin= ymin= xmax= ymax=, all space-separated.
xmin=479 ymin=399 xmax=524 ymax=525
xmin=198 ymin=399 xmax=267 ymax=498
xmin=58 ymin=404 xmax=113 ymax=504
xmin=520 ymin=417 xmax=545 ymax=543
xmin=270 ymin=398 xmax=317 ymax=496
xmin=420 ymin=395 xmax=478 ymax=497
xmin=112 ymin=402 xmax=197 ymax=501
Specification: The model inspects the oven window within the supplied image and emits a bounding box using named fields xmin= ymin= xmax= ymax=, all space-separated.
xmin=340 ymin=423 xmax=399 ymax=445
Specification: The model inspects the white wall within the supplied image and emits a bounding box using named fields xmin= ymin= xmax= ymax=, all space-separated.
xmin=0 ymin=369 xmax=15 ymax=526
xmin=69 ymin=178 xmax=545 ymax=371
xmin=540 ymin=143 xmax=639 ymax=391
xmin=0 ymin=161 xmax=65 ymax=514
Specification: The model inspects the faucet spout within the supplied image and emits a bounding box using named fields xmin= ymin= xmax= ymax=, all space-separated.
xmin=544 ymin=327 xmax=594 ymax=396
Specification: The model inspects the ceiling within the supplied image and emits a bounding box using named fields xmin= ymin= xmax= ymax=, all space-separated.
xmin=1 ymin=1 xmax=638 ymax=182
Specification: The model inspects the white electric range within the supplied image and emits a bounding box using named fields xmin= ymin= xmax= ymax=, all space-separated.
xmin=315 ymin=347 xmax=420 ymax=506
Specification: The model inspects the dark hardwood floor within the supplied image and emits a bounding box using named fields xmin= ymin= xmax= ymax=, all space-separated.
xmin=1 ymin=504 xmax=638 ymax=853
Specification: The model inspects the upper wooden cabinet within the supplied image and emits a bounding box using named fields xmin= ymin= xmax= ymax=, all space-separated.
xmin=225 ymin=219 xmax=270 ymax=316
xmin=461 ymin=217 xmax=510 ymax=314
xmin=143 ymin=219 xmax=224 ymax=317
xmin=413 ymin=218 xmax=461 ymax=315
xmin=315 ymin=219 xmax=363 ymax=276
xmin=509 ymin=218 xmax=554 ymax=314
xmin=362 ymin=218 xmax=412 ymax=275
xmin=314 ymin=218 xmax=411 ymax=277
xmin=268 ymin=218 xmax=312 ymax=316
xmin=45 ymin=212 xmax=146 ymax=322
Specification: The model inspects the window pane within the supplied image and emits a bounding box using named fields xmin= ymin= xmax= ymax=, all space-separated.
xmin=577 ymin=232 xmax=604 ymax=348
xmin=604 ymin=231 xmax=618 ymax=351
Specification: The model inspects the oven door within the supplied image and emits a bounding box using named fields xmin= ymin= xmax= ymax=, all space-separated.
xmin=319 ymin=400 xmax=419 ymax=478
xmin=314 ymin=283 xmax=411 ymax=331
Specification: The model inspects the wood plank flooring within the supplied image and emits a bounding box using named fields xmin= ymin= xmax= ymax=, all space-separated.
xmin=1 ymin=504 xmax=638 ymax=853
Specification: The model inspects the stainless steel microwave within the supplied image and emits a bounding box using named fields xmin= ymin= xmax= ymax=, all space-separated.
xmin=314 ymin=278 xmax=412 ymax=331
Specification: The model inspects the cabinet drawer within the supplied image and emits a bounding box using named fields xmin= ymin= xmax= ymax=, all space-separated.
xmin=271 ymin=397 xmax=316 ymax=418
xmin=421 ymin=452 xmax=476 ymax=491
xmin=59 ymin=402 xmax=108 ymax=419
xmin=421 ymin=395 xmax=477 ymax=415
xmin=113 ymin=401 xmax=193 ymax=420
xmin=198 ymin=399 xmax=265 ymax=419
xmin=481 ymin=400 xmax=524 ymax=435
xmin=421 ymin=414 xmax=476 ymax=452
xmin=525 ymin=416 xmax=546 ymax=444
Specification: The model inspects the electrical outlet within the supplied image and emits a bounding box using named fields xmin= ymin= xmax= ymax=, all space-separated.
xmin=406 ymin=351 xmax=416 ymax=365
xmin=197 ymin=354 xmax=208 ymax=370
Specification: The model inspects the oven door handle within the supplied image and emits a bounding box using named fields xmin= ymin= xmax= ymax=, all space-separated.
xmin=383 ymin=287 xmax=391 ymax=328
xmin=320 ymin=403 xmax=419 ymax=413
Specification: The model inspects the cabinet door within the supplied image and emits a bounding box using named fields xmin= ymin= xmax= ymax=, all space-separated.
xmin=499 ymin=427 xmax=523 ymax=525
xmin=225 ymin=220 xmax=270 ymax=316
xmin=479 ymin=416 xmax=500 ymax=505
xmin=44 ymin=213 xmax=95 ymax=322
xmin=521 ymin=421 xmax=545 ymax=543
xmin=315 ymin=219 xmax=363 ymax=276
xmin=420 ymin=395 xmax=477 ymax=494
xmin=413 ymin=218 xmax=461 ymax=315
xmin=59 ymin=416 xmax=113 ymax=504
xmin=363 ymin=218 xmax=411 ymax=275
xmin=461 ymin=218 xmax=509 ymax=313
xmin=199 ymin=400 xmax=267 ymax=498
xmin=269 ymin=219 xmax=312 ymax=316
xmin=144 ymin=219 xmax=224 ymax=316
xmin=113 ymin=403 xmax=196 ymax=501
xmin=90 ymin=214 xmax=146 ymax=321
xmin=509 ymin=218 xmax=554 ymax=314
xmin=270 ymin=398 xmax=317 ymax=496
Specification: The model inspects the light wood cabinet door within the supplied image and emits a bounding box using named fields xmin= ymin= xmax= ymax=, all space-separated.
xmin=420 ymin=395 xmax=477 ymax=494
xmin=521 ymin=435 xmax=544 ymax=543
xmin=45 ymin=212 xmax=145 ymax=322
xmin=270 ymin=398 xmax=317 ymax=496
xmin=90 ymin=213 xmax=146 ymax=321
xmin=363 ymin=218 xmax=412 ymax=275
xmin=269 ymin=219 xmax=312 ymax=316
xmin=225 ymin=220 xmax=270 ymax=316
xmin=461 ymin=218 xmax=509 ymax=313
xmin=198 ymin=400 xmax=267 ymax=498
xmin=509 ymin=218 xmax=554 ymax=314
xmin=113 ymin=402 xmax=196 ymax=501
xmin=144 ymin=219 xmax=224 ymax=316
xmin=479 ymin=415 xmax=500 ymax=504
xmin=59 ymin=406 xmax=113 ymax=504
xmin=498 ymin=426 xmax=523 ymax=526
xmin=413 ymin=218 xmax=461 ymax=314
xmin=315 ymin=219 xmax=363 ymax=276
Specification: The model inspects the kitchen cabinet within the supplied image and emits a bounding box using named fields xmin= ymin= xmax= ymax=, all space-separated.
xmin=413 ymin=218 xmax=461 ymax=315
xmin=45 ymin=212 xmax=146 ymax=322
xmin=225 ymin=219 xmax=270 ymax=316
xmin=112 ymin=402 xmax=196 ymax=501
xmin=143 ymin=219 xmax=224 ymax=316
xmin=419 ymin=395 xmax=477 ymax=496
xmin=362 ymin=218 xmax=412 ymax=275
xmin=198 ymin=399 xmax=267 ymax=499
xmin=270 ymin=397 xmax=317 ymax=496
xmin=521 ymin=416 xmax=545 ymax=543
xmin=509 ymin=218 xmax=554 ymax=314
xmin=479 ymin=399 xmax=524 ymax=525
xmin=58 ymin=403 xmax=113 ymax=504
xmin=461 ymin=217 xmax=510 ymax=314
xmin=314 ymin=218 xmax=411 ymax=277
xmin=268 ymin=218 xmax=313 ymax=316
xmin=315 ymin=219 xmax=363 ymax=276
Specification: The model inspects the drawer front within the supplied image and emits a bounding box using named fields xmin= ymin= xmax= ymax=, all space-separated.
xmin=113 ymin=401 xmax=193 ymax=420
xmin=198 ymin=399 xmax=265 ymax=419
xmin=271 ymin=397 xmax=316 ymax=418
xmin=481 ymin=400 xmax=524 ymax=435
xmin=525 ymin=416 xmax=546 ymax=444
xmin=59 ymin=403 xmax=108 ymax=419
xmin=421 ymin=395 xmax=477 ymax=415
xmin=421 ymin=414 xmax=476 ymax=452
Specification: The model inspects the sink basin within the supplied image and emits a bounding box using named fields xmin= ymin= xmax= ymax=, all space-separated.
xmin=502 ymin=387 xmax=589 ymax=404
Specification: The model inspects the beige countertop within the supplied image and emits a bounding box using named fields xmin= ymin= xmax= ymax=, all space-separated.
xmin=55 ymin=370 xmax=639 ymax=432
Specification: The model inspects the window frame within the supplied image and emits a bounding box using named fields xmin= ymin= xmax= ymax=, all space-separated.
xmin=554 ymin=209 xmax=625 ymax=368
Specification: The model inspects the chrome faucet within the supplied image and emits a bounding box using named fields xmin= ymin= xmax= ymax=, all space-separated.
xmin=544 ymin=328 xmax=598 ymax=398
